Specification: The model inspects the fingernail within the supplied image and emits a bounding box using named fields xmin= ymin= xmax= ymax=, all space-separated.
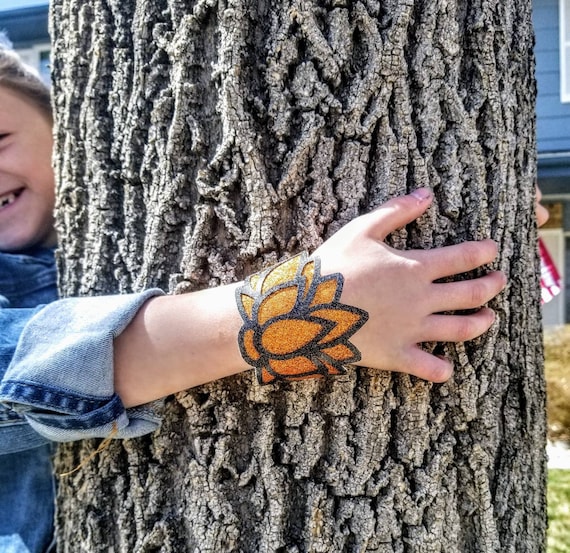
xmin=411 ymin=188 xmax=432 ymax=202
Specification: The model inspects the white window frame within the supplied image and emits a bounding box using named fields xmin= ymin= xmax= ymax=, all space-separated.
xmin=561 ymin=0 xmax=570 ymax=102
xmin=15 ymin=42 xmax=51 ymax=85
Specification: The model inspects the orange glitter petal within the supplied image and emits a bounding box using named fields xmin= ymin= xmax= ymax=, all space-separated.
xmin=309 ymin=277 xmax=338 ymax=307
xmin=259 ymin=366 xmax=276 ymax=384
xmin=311 ymin=308 xmax=363 ymax=343
xmin=240 ymin=293 xmax=255 ymax=320
xmin=242 ymin=328 xmax=260 ymax=361
xmin=257 ymin=285 xmax=300 ymax=325
xmin=321 ymin=361 xmax=345 ymax=375
xmin=321 ymin=343 xmax=356 ymax=362
xmin=261 ymin=319 xmax=323 ymax=355
xmin=268 ymin=356 xmax=320 ymax=377
xmin=261 ymin=256 xmax=302 ymax=294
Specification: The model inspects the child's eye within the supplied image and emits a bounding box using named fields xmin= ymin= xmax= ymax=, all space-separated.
xmin=0 ymin=133 xmax=9 ymax=141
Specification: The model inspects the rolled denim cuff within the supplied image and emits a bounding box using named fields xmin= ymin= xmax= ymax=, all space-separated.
xmin=0 ymin=380 xmax=163 ymax=441
xmin=0 ymin=289 xmax=165 ymax=442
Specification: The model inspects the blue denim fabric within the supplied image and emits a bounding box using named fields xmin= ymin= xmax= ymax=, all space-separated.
xmin=0 ymin=247 xmax=57 ymax=309
xmin=0 ymin=248 xmax=58 ymax=454
xmin=0 ymin=249 xmax=58 ymax=553
xmin=0 ymin=248 xmax=165 ymax=551
xmin=0 ymin=444 xmax=56 ymax=553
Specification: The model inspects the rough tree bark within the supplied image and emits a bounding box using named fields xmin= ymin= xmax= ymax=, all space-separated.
xmin=50 ymin=0 xmax=545 ymax=551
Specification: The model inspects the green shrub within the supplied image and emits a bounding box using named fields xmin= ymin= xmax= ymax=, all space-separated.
xmin=544 ymin=327 xmax=570 ymax=443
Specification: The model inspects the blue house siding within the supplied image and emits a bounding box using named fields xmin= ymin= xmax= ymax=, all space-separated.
xmin=0 ymin=4 xmax=48 ymax=47
xmin=534 ymin=0 xmax=570 ymax=325
xmin=534 ymin=0 xmax=570 ymax=153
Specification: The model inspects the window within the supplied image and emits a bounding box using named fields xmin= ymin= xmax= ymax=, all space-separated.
xmin=16 ymin=43 xmax=51 ymax=85
xmin=562 ymin=0 xmax=570 ymax=102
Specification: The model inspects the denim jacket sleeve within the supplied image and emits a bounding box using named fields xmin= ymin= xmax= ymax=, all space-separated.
xmin=0 ymin=289 xmax=165 ymax=442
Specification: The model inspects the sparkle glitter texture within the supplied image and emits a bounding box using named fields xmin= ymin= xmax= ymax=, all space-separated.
xmin=236 ymin=252 xmax=369 ymax=385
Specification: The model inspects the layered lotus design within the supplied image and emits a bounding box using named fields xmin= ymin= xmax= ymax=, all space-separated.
xmin=236 ymin=252 xmax=368 ymax=384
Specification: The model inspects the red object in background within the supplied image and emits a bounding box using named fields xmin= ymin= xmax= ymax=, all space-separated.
xmin=539 ymin=238 xmax=562 ymax=304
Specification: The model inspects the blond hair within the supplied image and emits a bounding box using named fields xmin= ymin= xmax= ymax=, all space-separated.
xmin=0 ymin=34 xmax=52 ymax=121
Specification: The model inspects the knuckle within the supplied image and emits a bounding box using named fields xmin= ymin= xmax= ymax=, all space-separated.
xmin=456 ymin=317 xmax=478 ymax=342
xmin=461 ymin=242 xmax=483 ymax=268
xmin=470 ymin=281 xmax=486 ymax=306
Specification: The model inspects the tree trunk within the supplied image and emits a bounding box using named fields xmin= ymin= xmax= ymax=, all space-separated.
xmin=50 ymin=0 xmax=546 ymax=551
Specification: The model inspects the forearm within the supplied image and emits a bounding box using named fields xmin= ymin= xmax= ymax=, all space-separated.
xmin=113 ymin=283 xmax=248 ymax=408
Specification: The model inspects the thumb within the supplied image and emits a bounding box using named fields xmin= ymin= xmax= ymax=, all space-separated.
xmin=368 ymin=188 xmax=433 ymax=240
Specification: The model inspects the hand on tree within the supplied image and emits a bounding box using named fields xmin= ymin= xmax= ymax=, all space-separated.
xmin=115 ymin=188 xmax=507 ymax=407
xmin=313 ymin=188 xmax=506 ymax=382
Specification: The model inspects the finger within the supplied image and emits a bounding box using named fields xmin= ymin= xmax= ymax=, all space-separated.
xmin=536 ymin=186 xmax=549 ymax=227
xmin=395 ymin=347 xmax=454 ymax=383
xmin=432 ymin=271 xmax=506 ymax=312
xmin=536 ymin=202 xmax=549 ymax=228
xmin=422 ymin=308 xmax=496 ymax=343
xmin=415 ymin=239 xmax=499 ymax=281
xmin=365 ymin=188 xmax=433 ymax=240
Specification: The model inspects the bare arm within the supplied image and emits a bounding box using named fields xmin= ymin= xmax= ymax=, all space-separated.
xmin=114 ymin=188 xmax=506 ymax=407
xmin=114 ymin=283 xmax=247 ymax=407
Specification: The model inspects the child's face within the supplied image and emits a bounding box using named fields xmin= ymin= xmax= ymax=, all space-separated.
xmin=0 ymin=86 xmax=56 ymax=252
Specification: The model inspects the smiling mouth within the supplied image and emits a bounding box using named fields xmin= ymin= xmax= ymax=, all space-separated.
xmin=0 ymin=189 xmax=23 ymax=210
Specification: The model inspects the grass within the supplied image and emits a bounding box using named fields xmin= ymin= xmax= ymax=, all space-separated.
xmin=544 ymin=327 xmax=570 ymax=552
xmin=548 ymin=470 xmax=570 ymax=553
